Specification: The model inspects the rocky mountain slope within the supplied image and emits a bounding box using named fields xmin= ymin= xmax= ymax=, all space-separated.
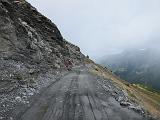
xmin=0 ymin=0 xmax=84 ymax=119
xmin=0 ymin=0 xmax=159 ymax=120
xmin=0 ymin=0 xmax=85 ymax=90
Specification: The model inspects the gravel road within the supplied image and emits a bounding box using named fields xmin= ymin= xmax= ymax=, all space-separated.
xmin=16 ymin=67 xmax=146 ymax=120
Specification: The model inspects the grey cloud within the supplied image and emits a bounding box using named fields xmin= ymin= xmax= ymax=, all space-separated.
xmin=27 ymin=0 xmax=160 ymax=59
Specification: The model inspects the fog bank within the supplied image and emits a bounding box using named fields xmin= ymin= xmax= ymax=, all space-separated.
xmin=27 ymin=0 xmax=160 ymax=60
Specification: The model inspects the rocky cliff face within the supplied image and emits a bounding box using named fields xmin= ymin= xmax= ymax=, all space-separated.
xmin=0 ymin=0 xmax=84 ymax=118
xmin=0 ymin=0 xmax=84 ymax=83
xmin=0 ymin=0 xmax=84 ymax=67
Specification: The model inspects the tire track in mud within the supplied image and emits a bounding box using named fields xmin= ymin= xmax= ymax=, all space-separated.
xmin=89 ymin=82 xmax=110 ymax=120
xmin=41 ymin=71 xmax=81 ymax=120
xmin=15 ymin=72 xmax=71 ymax=120
xmin=78 ymin=73 xmax=97 ymax=120
xmin=19 ymin=72 xmax=76 ymax=120
xmin=42 ymin=83 xmax=64 ymax=120
xmin=79 ymin=74 xmax=109 ymax=120
xmin=88 ymin=93 xmax=110 ymax=120
xmin=42 ymin=74 xmax=79 ymax=120
xmin=60 ymin=73 xmax=80 ymax=120
xmin=86 ymin=93 xmax=97 ymax=120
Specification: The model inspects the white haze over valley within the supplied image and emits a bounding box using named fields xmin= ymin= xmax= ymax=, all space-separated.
xmin=27 ymin=0 xmax=160 ymax=60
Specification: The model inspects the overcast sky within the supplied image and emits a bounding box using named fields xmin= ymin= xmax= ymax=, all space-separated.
xmin=27 ymin=0 xmax=160 ymax=59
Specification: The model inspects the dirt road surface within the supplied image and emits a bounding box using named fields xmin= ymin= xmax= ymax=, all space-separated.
xmin=16 ymin=67 xmax=146 ymax=120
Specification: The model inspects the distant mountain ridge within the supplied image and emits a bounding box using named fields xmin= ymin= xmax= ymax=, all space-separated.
xmin=100 ymin=48 xmax=160 ymax=90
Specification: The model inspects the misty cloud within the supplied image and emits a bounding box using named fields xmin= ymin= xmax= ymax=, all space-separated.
xmin=27 ymin=0 xmax=160 ymax=59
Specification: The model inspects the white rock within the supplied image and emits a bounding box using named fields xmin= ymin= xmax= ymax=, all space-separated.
xmin=15 ymin=96 xmax=22 ymax=102
xmin=122 ymin=90 xmax=128 ymax=97
xmin=22 ymin=21 xmax=28 ymax=26
xmin=9 ymin=117 xmax=13 ymax=120
xmin=117 ymin=96 xmax=123 ymax=102
xmin=120 ymin=101 xmax=132 ymax=106
xmin=28 ymin=31 xmax=33 ymax=38
xmin=28 ymin=92 xmax=34 ymax=96
xmin=0 ymin=117 xmax=4 ymax=120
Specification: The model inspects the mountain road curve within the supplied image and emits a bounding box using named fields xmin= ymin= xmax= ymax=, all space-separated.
xmin=16 ymin=66 xmax=146 ymax=120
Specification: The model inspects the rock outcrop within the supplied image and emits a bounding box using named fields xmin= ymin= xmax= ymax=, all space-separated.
xmin=0 ymin=0 xmax=84 ymax=85
xmin=0 ymin=0 xmax=84 ymax=67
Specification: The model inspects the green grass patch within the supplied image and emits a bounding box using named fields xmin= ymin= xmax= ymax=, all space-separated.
xmin=135 ymin=84 xmax=160 ymax=94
